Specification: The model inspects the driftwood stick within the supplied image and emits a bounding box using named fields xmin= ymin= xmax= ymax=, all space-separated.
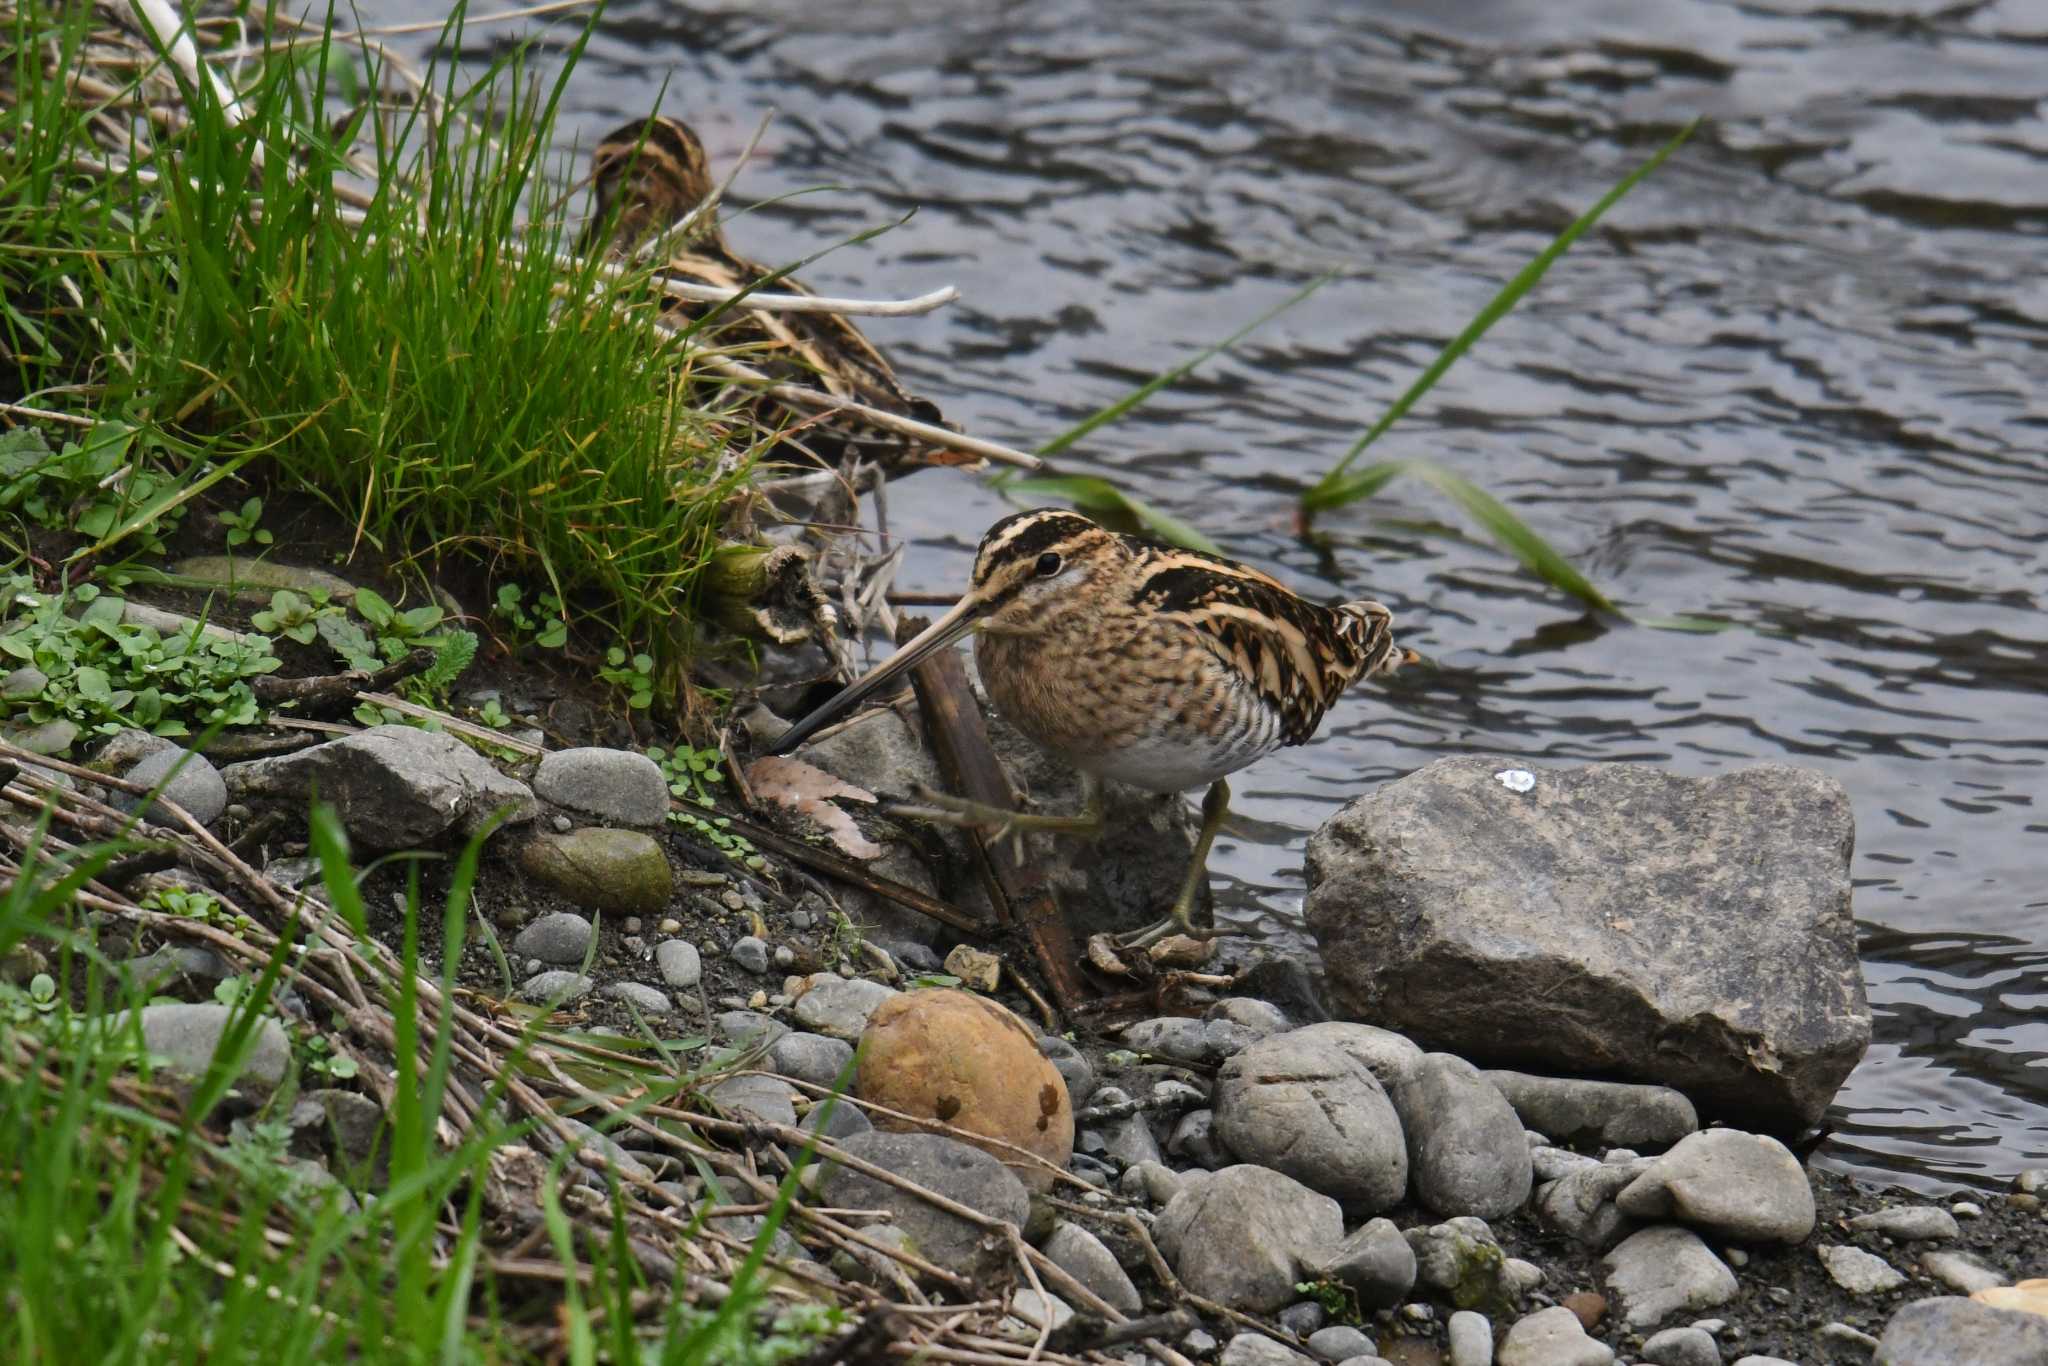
xmin=905 ymin=638 xmax=1089 ymax=1014
xmin=720 ymin=813 xmax=989 ymax=936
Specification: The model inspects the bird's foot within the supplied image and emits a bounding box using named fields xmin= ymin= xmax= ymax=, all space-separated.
xmin=886 ymin=783 xmax=1104 ymax=860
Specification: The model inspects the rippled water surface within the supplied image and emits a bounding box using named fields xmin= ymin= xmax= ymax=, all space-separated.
xmin=375 ymin=0 xmax=2048 ymax=1190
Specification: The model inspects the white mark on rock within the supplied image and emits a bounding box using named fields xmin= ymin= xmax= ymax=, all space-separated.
xmin=1496 ymin=768 xmax=1536 ymax=794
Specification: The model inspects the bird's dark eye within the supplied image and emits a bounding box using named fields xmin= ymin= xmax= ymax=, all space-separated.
xmin=1034 ymin=552 xmax=1063 ymax=578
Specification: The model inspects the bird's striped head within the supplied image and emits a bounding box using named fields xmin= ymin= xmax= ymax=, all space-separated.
xmin=962 ymin=509 xmax=1128 ymax=634
xmin=583 ymin=114 xmax=717 ymax=256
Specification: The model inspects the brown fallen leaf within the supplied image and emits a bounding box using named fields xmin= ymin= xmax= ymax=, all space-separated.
xmin=744 ymin=755 xmax=884 ymax=861
xmin=1146 ymin=934 xmax=1216 ymax=968
xmin=1085 ymin=933 xmax=1133 ymax=977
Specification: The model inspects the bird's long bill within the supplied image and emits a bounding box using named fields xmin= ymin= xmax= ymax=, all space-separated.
xmin=767 ymin=597 xmax=986 ymax=754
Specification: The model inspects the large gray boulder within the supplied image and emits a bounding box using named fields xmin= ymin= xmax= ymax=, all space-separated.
xmin=1305 ymin=756 xmax=1869 ymax=1129
xmin=224 ymin=724 xmax=536 ymax=848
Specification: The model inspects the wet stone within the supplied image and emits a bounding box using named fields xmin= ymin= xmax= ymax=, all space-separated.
xmin=1614 ymin=1130 xmax=1816 ymax=1244
xmin=817 ymin=1132 xmax=1029 ymax=1284
xmin=1484 ymin=1070 xmax=1699 ymax=1149
xmin=1122 ymin=1015 xmax=1260 ymax=1066
xmin=1277 ymin=1301 xmax=1325 ymax=1337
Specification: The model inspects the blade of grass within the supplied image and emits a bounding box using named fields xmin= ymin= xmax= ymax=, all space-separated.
xmin=1304 ymin=120 xmax=1698 ymax=513
xmin=1034 ymin=271 xmax=1335 ymax=460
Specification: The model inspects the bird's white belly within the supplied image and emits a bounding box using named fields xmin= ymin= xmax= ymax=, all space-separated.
xmin=1072 ymin=718 xmax=1283 ymax=794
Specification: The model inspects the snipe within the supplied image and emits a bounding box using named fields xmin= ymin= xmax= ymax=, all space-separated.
xmin=579 ymin=113 xmax=961 ymax=471
xmin=769 ymin=509 xmax=1419 ymax=948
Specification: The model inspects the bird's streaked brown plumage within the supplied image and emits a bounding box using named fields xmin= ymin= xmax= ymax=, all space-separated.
xmin=579 ymin=113 xmax=962 ymax=469
xmin=769 ymin=509 xmax=1418 ymax=947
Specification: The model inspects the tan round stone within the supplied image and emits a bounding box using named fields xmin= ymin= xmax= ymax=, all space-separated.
xmin=855 ymin=988 xmax=1073 ymax=1191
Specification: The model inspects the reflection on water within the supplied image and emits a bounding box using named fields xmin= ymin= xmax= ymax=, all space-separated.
xmin=396 ymin=0 xmax=2046 ymax=1191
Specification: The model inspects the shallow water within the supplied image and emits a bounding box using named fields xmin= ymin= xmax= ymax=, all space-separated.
xmin=375 ymin=0 xmax=2046 ymax=1192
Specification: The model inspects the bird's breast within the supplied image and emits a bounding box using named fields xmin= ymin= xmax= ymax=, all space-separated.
xmin=974 ymin=622 xmax=1284 ymax=794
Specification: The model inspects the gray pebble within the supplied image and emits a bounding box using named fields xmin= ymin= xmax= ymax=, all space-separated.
xmin=772 ymin=944 xmax=796 ymax=969
xmin=121 ymin=746 xmax=228 ymax=825
xmin=1306 ymin=1326 xmax=1376 ymax=1363
xmin=1921 ymin=1247 xmax=2007 ymax=1294
xmin=731 ymin=936 xmax=770 ymax=974
xmin=712 ymin=1010 xmax=788 ymax=1049
xmin=1039 ymin=1035 xmax=1095 ymax=1103
xmin=769 ymin=1031 xmax=855 ymax=1089
xmin=601 ymin=981 xmax=671 ymax=1014
xmin=1277 ymin=1301 xmax=1325 ymax=1337
xmin=655 ymin=939 xmax=702 ymax=989
xmin=1168 ymin=1108 xmax=1231 ymax=1168
xmin=1641 ymin=1324 xmax=1720 ymax=1366
xmin=1815 ymin=1244 xmax=1906 ymax=1294
xmin=1820 ymin=1322 xmax=1879 ymax=1352
xmin=512 ymin=911 xmax=594 ymax=965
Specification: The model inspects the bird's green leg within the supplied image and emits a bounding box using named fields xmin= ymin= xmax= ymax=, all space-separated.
xmin=1118 ymin=778 xmax=1233 ymax=949
xmin=889 ymin=772 xmax=1105 ymax=855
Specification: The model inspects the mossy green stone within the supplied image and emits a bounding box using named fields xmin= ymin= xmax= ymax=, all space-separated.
xmin=517 ymin=828 xmax=672 ymax=915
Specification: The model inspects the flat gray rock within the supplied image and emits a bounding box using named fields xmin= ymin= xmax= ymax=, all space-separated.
xmin=1848 ymin=1205 xmax=1960 ymax=1242
xmin=818 ymin=1132 xmax=1029 ymax=1283
xmin=120 ymin=746 xmax=228 ymax=825
xmin=1306 ymin=756 xmax=1869 ymax=1129
xmin=519 ymin=970 xmax=593 ymax=1005
xmin=792 ymin=976 xmax=898 ymax=1039
xmin=532 ymin=747 xmax=671 ymax=826
xmin=1876 ymin=1296 xmax=2048 ymax=1366
xmin=1817 ymin=1244 xmax=1907 ymax=1294
xmin=1920 ymin=1249 xmax=2006 ymax=1294
xmin=1207 ymin=997 xmax=1293 ymax=1037
xmin=1498 ymin=1305 xmax=1614 ymax=1366
xmin=511 ymin=911 xmax=594 ymax=964
xmin=1484 ymin=1071 xmax=1698 ymax=1148
xmin=1312 ymin=1217 xmax=1415 ymax=1310
xmin=117 ymin=1002 xmax=290 ymax=1089
xmin=1213 ymin=1027 xmax=1408 ymax=1209
xmin=730 ymin=935 xmax=770 ymax=975
xmin=1395 ymin=1054 xmax=1532 ymax=1218
xmin=602 ymin=981 xmax=671 ymax=1015
xmin=707 ymin=1073 xmax=798 ymax=1127
xmin=1154 ymin=1164 xmax=1344 ymax=1313
xmin=1614 ymin=1130 xmax=1816 ymax=1244
xmin=224 ymin=724 xmax=536 ymax=848
xmin=1601 ymin=1226 xmax=1738 ymax=1329
xmin=1042 ymin=1221 xmax=1142 ymax=1314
